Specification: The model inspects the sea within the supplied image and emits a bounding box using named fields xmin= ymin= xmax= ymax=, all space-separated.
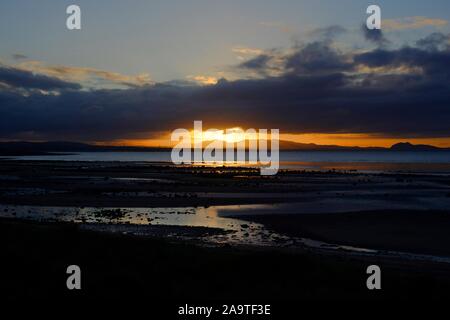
xmin=3 ymin=150 xmax=450 ymax=173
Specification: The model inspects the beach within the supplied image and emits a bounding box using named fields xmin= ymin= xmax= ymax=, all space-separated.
xmin=1 ymin=159 xmax=450 ymax=300
xmin=238 ymin=211 xmax=450 ymax=257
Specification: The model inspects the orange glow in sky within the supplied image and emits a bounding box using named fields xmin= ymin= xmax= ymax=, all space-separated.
xmin=95 ymin=131 xmax=450 ymax=148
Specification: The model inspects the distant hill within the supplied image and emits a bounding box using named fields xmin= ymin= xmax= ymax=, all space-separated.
xmin=278 ymin=140 xmax=383 ymax=151
xmin=0 ymin=141 xmax=169 ymax=156
xmin=389 ymin=142 xmax=443 ymax=151
xmin=282 ymin=141 xmax=449 ymax=151
xmin=0 ymin=141 xmax=448 ymax=156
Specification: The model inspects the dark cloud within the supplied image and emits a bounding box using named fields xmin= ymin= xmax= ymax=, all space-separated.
xmin=1 ymin=31 xmax=450 ymax=141
xmin=0 ymin=66 xmax=81 ymax=90
xmin=362 ymin=24 xmax=389 ymax=46
xmin=285 ymin=42 xmax=353 ymax=75
xmin=238 ymin=41 xmax=352 ymax=76
xmin=354 ymin=46 xmax=450 ymax=77
xmin=416 ymin=32 xmax=450 ymax=51
xmin=238 ymin=54 xmax=274 ymax=75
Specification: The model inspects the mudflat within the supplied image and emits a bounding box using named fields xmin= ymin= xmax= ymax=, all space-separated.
xmin=238 ymin=210 xmax=450 ymax=257
xmin=1 ymin=159 xmax=450 ymax=301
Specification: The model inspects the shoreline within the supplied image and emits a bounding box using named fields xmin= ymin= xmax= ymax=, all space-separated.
xmin=3 ymin=153 xmax=450 ymax=175
xmin=1 ymin=161 xmax=450 ymax=272
xmin=1 ymin=160 xmax=450 ymax=299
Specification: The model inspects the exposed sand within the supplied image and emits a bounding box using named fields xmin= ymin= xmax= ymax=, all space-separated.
xmin=1 ymin=160 xmax=449 ymax=208
xmin=238 ymin=210 xmax=450 ymax=257
xmin=2 ymin=160 xmax=450 ymax=300
xmin=1 ymin=159 xmax=450 ymax=257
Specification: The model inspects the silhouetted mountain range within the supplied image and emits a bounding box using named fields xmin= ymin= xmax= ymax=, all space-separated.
xmin=0 ymin=141 xmax=168 ymax=156
xmin=0 ymin=141 xmax=448 ymax=156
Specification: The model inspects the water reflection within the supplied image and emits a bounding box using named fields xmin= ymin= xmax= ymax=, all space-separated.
xmin=0 ymin=204 xmax=288 ymax=246
xmin=2 ymin=203 xmax=450 ymax=263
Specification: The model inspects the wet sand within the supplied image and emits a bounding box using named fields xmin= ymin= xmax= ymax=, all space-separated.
xmin=1 ymin=160 xmax=450 ymax=251
xmin=1 ymin=159 xmax=450 ymax=300
xmin=1 ymin=160 xmax=450 ymax=209
xmin=238 ymin=210 xmax=450 ymax=257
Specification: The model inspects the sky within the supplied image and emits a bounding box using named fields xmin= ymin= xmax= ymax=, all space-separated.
xmin=1 ymin=0 xmax=450 ymax=147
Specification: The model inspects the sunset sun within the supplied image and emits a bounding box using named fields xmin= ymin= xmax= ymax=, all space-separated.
xmin=201 ymin=128 xmax=247 ymax=143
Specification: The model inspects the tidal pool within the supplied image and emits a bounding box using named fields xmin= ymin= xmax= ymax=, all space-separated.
xmin=2 ymin=203 xmax=450 ymax=263
xmin=0 ymin=204 xmax=291 ymax=246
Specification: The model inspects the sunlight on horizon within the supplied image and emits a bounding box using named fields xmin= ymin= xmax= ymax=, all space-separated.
xmin=96 ymin=132 xmax=450 ymax=149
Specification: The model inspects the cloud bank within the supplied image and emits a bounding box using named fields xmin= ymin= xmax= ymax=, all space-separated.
xmin=1 ymin=29 xmax=450 ymax=142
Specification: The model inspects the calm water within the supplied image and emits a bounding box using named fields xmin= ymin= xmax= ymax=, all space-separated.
xmin=0 ymin=204 xmax=289 ymax=247
xmin=5 ymin=150 xmax=450 ymax=163
xmin=4 ymin=151 xmax=450 ymax=172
